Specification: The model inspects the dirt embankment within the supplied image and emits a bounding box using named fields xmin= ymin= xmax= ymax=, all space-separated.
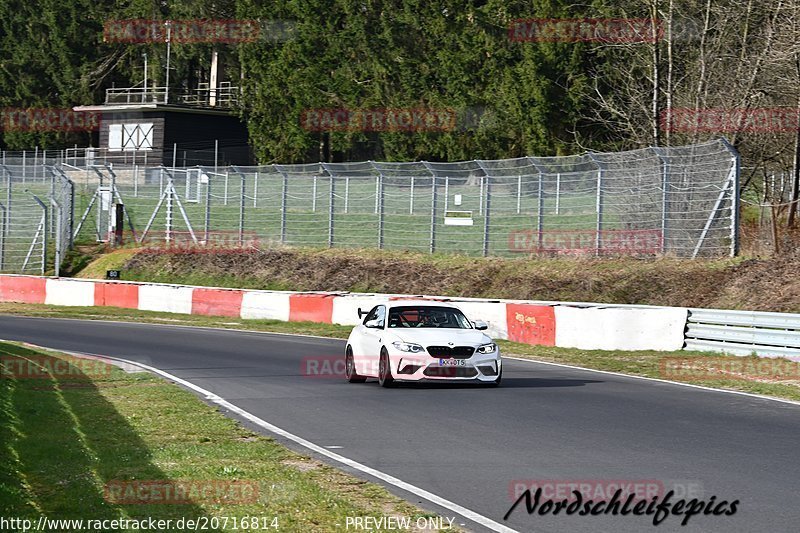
xmin=109 ymin=247 xmax=800 ymax=313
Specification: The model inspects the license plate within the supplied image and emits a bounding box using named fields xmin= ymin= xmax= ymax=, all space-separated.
xmin=439 ymin=358 xmax=465 ymax=367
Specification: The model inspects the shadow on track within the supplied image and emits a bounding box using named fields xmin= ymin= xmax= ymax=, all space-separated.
xmin=362 ymin=377 xmax=604 ymax=389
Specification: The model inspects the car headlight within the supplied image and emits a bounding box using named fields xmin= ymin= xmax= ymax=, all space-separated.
xmin=392 ymin=341 xmax=425 ymax=353
xmin=476 ymin=343 xmax=497 ymax=354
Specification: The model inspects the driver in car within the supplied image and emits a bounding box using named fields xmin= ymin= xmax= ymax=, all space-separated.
xmin=417 ymin=311 xmax=440 ymax=327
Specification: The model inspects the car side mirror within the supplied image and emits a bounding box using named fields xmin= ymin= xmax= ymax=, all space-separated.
xmin=473 ymin=320 xmax=488 ymax=331
xmin=365 ymin=319 xmax=383 ymax=329
xmin=358 ymin=307 xmax=366 ymax=318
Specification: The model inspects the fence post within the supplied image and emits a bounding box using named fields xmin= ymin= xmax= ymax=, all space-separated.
xmin=726 ymin=141 xmax=741 ymax=257
xmin=444 ymin=175 xmax=449 ymax=213
xmin=22 ymin=150 xmax=26 ymax=184
xmin=596 ymin=168 xmax=604 ymax=256
xmin=328 ymin=175 xmax=335 ymax=247
xmin=204 ymin=169 xmax=211 ymax=244
xmin=374 ymin=175 xmax=379 ymax=214
xmin=34 ymin=146 xmax=38 ymax=181
xmin=5 ymin=169 xmax=11 ymax=264
xmin=409 ymin=175 xmax=415 ymax=214
xmin=224 ymin=171 xmax=229 ymax=205
xmin=49 ymin=168 xmax=55 ymax=237
xmin=430 ymin=175 xmax=437 ymax=253
xmin=253 ymin=171 xmax=258 ymax=208
xmin=482 ymin=175 xmax=491 ymax=257
xmin=134 ymin=164 xmax=139 ymax=197
xmin=42 ymin=199 xmax=48 ymax=274
xmin=516 ymin=175 xmax=522 ymax=214
xmin=166 ymin=176 xmax=173 ymax=243
xmin=68 ymin=178 xmax=74 ymax=248
xmin=555 ymin=172 xmax=561 ymax=214
xmin=344 ymin=175 xmax=350 ymax=214
xmin=478 ymin=176 xmax=483 ymax=215
xmin=312 ymin=175 xmax=318 ymax=212
xmin=29 ymin=194 xmax=47 ymax=275
xmin=238 ymin=170 xmax=246 ymax=247
xmin=0 ymin=203 xmax=5 ymax=271
xmin=280 ymin=172 xmax=288 ymax=243
xmin=378 ymin=173 xmax=385 ymax=249
xmin=214 ymin=139 xmax=219 ymax=175
xmin=51 ymin=198 xmax=62 ymax=277
xmin=651 ymin=147 xmax=669 ymax=254
xmin=51 ymin=169 xmax=75 ymax=250
xmin=537 ymin=172 xmax=544 ymax=250
xmin=588 ymin=155 xmax=604 ymax=256
xmin=475 ymin=162 xmax=495 ymax=256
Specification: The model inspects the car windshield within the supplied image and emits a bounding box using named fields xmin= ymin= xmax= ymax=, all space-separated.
xmin=387 ymin=306 xmax=473 ymax=329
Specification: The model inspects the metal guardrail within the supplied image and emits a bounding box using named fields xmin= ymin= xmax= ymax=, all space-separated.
xmin=104 ymin=84 xmax=239 ymax=108
xmin=685 ymin=308 xmax=800 ymax=358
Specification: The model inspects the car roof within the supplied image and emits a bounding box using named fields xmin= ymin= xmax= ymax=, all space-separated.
xmin=385 ymin=299 xmax=462 ymax=310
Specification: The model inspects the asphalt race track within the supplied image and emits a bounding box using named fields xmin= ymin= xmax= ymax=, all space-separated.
xmin=1 ymin=315 xmax=798 ymax=533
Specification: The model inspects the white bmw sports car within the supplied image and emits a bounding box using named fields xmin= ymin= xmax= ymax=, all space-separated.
xmin=345 ymin=300 xmax=502 ymax=387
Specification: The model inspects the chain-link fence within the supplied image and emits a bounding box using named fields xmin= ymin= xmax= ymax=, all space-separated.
xmin=0 ymin=163 xmax=74 ymax=274
xmin=0 ymin=139 xmax=739 ymax=274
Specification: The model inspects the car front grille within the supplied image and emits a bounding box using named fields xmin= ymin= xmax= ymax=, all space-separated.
xmin=423 ymin=366 xmax=479 ymax=378
xmin=426 ymin=346 xmax=475 ymax=358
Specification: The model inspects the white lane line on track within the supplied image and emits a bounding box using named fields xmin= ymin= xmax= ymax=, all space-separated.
xmin=505 ymin=356 xmax=800 ymax=407
xmin=50 ymin=347 xmax=519 ymax=533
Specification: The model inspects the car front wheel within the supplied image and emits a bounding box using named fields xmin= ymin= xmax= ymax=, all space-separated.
xmin=345 ymin=346 xmax=367 ymax=383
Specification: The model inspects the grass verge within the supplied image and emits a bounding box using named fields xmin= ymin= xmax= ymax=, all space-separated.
xmin=1 ymin=302 xmax=799 ymax=403
xmin=0 ymin=340 xmax=458 ymax=532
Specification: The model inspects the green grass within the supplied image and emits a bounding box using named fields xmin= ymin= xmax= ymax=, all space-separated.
xmin=0 ymin=340 xmax=458 ymax=531
xmin=82 ymin=246 xmax=754 ymax=311
xmin=74 ymin=248 xmax=140 ymax=280
xmin=1 ymin=302 xmax=799 ymax=403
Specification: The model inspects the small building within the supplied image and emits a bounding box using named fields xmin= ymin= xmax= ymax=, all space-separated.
xmin=73 ymin=82 xmax=252 ymax=167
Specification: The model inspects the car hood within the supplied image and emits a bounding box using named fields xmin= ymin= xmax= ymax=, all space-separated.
xmin=390 ymin=328 xmax=492 ymax=346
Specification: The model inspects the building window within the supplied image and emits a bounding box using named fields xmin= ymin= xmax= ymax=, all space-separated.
xmin=108 ymin=123 xmax=153 ymax=151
